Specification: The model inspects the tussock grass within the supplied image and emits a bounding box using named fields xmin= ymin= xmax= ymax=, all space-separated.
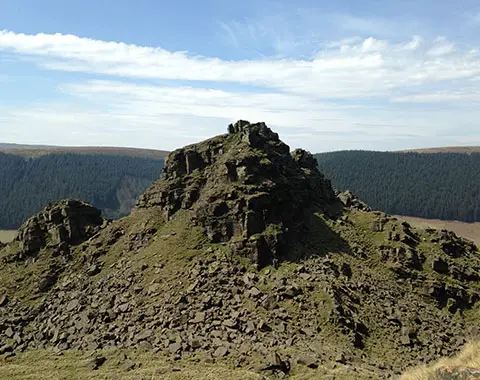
xmin=0 ymin=349 xmax=376 ymax=380
xmin=400 ymin=341 xmax=480 ymax=380
xmin=0 ymin=350 xmax=260 ymax=380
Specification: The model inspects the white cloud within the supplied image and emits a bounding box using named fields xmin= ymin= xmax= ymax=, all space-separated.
xmin=0 ymin=103 xmax=229 ymax=149
xmin=393 ymin=91 xmax=480 ymax=103
xmin=59 ymin=80 xmax=376 ymax=132
xmin=218 ymin=22 xmax=240 ymax=48
xmin=403 ymin=36 xmax=423 ymax=51
xmin=360 ymin=37 xmax=388 ymax=52
xmin=330 ymin=14 xmax=392 ymax=36
xmin=1 ymin=30 xmax=480 ymax=101
xmin=1 ymin=30 xmax=480 ymax=151
xmin=3 ymin=97 xmax=476 ymax=152
xmin=2 ymin=78 xmax=478 ymax=152
xmin=427 ymin=36 xmax=456 ymax=56
xmin=325 ymin=37 xmax=363 ymax=49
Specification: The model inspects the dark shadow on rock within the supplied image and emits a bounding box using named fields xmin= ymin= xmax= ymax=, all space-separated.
xmin=284 ymin=209 xmax=351 ymax=263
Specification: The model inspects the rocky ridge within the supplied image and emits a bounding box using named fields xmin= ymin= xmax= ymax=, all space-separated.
xmin=0 ymin=121 xmax=479 ymax=379
xmin=13 ymin=199 xmax=104 ymax=258
xmin=138 ymin=120 xmax=336 ymax=268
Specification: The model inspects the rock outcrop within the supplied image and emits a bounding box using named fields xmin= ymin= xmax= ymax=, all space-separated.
xmin=138 ymin=120 xmax=335 ymax=267
xmin=0 ymin=121 xmax=479 ymax=379
xmin=337 ymin=190 xmax=371 ymax=211
xmin=13 ymin=199 xmax=104 ymax=258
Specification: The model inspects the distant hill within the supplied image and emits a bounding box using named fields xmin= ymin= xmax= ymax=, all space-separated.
xmin=0 ymin=143 xmax=55 ymax=149
xmin=0 ymin=142 xmax=169 ymax=159
xmin=397 ymin=146 xmax=480 ymax=154
xmin=315 ymin=150 xmax=480 ymax=223
xmin=0 ymin=150 xmax=165 ymax=229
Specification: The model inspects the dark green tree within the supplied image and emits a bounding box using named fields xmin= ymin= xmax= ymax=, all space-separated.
xmin=0 ymin=153 xmax=164 ymax=229
xmin=315 ymin=151 xmax=480 ymax=222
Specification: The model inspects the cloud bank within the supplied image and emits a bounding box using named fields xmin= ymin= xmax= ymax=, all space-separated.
xmin=0 ymin=29 xmax=480 ymax=151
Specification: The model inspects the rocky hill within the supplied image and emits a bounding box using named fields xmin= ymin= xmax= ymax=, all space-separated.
xmin=0 ymin=143 xmax=168 ymax=159
xmin=397 ymin=146 xmax=480 ymax=154
xmin=0 ymin=121 xmax=479 ymax=379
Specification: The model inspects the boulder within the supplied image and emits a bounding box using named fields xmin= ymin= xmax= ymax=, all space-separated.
xmin=87 ymin=356 xmax=106 ymax=370
xmin=0 ymin=294 xmax=8 ymax=307
xmin=297 ymin=354 xmax=319 ymax=369
xmin=14 ymin=200 xmax=104 ymax=257
xmin=337 ymin=190 xmax=370 ymax=211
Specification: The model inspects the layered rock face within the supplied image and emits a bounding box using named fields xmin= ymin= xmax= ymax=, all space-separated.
xmin=14 ymin=199 xmax=104 ymax=258
xmin=138 ymin=120 xmax=335 ymax=267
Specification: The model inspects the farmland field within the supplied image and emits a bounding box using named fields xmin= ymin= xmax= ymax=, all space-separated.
xmin=0 ymin=230 xmax=16 ymax=243
xmin=393 ymin=215 xmax=480 ymax=246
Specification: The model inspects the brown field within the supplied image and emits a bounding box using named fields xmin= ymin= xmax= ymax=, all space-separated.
xmin=397 ymin=146 xmax=480 ymax=154
xmin=0 ymin=230 xmax=16 ymax=243
xmin=0 ymin=146 xmax=169 ymax=159
xmin=393 ymin=215 xmax=480 ymax=246
xmin=401 ymin=341 xmax=480 ymax=380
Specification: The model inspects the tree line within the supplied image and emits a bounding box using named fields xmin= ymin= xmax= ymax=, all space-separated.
xmin=0 ymin=153 xmax=164 ymax=229
xmin=315 ymin=151 xmax=480 ymax=222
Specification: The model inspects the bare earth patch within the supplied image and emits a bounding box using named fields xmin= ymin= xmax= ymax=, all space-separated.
xmin=393 ymin=215 xmax=480 ymax=246
xmin=0 ymin=230 xmax=16 ymax=243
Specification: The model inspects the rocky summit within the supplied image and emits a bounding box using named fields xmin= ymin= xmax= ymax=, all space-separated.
xmin=0 ymin=121 xmax=479 ymax=379
xmin=137 ymin=120 xmax=336 ymax=268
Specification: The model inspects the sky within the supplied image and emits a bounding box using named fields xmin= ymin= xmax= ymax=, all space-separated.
xmin=1 ymin=0 xmax=480 ymax=152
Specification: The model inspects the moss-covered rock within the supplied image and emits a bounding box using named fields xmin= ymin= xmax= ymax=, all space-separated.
xmin=137 ymin=120 xmax=336 ymax=268
xmin=0 ymin=121 xmax=478 ymax=379
xmin=13 ymin=199 xmax=104 ymax=259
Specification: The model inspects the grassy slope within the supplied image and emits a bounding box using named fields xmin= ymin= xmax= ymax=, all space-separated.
xmin=401 ymin=341 xmax=480 ymax=380
xmin=0 ymin=209 xmax=374 ymax=379
xmin=0 ymin=349 xmax=374 ymax=380
xmin=393 ymin=215 xmax=480 ymax=246
xmin=0 ymin=350 xmax=260 ymax=380
xmin=1 ymin=204 xmax=479 ymax=379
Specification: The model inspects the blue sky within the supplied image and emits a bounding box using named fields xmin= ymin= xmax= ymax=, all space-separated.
xmin=1 ymin=0 xmax=480 ymax=152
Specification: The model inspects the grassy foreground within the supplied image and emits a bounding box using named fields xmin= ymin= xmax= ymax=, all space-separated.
xmin=0 ymin=349 xmax=376 ymax=380
xmin=401 ymin=341 xmax=480 ymax=380
xmin=0 ymin=350 xmax=259 ymax=380
xmin=3 ymin=344 xmax=479 ymax=380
